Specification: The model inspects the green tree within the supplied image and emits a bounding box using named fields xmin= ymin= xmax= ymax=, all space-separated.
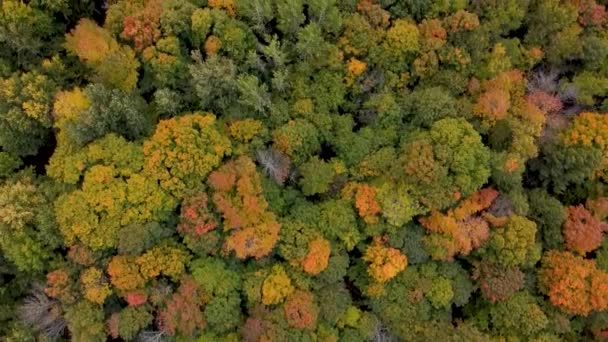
xmin=299 ymin=157 xmax=335 ymax=196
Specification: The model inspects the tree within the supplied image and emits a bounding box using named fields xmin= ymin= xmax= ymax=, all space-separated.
xmin=189 ymin=55 xmax=238 ymax=113
xmin=107 ymin=255 xmax=146 ymax=292
xmin=528 ymin=189 xmax=566 ymax=250
xmin=261 ymin=265 xmax=294 ymax=305
xmin=283 ymin=290 xmax=318 ymax=330
xmin=136 ymin=242 xmax=191 ymax=281
xmin=0 ymin=1 xmax=59 ymax=67
xmin=143 ymin=113 xmax=232 ymax=197
xmin=398 ymin=117 xmax=491 ymax=210
xmin=538 ymin=250 xmax=608 ymax=316
xmin=362 ymin=238 xmax=408 ymax=283
xmin=177 ymin=193 xmax=220 ymax=254
xmin=301 ymin=238 xmax=331 ymax=275
xmin=376 ymin=182 xmax=425 ymax=227
xmin=65 ymin=19 xmax=140 ymax=91
xmin=405 ymin=86 xmax=458 ymax=127
xmin=481 ymin=215 xmax=541 ymax=267
xmin=471 ymin=261 xmax=524 ymax=303
xmin=486 ymin=291 xmax=549 ymax=338
xmin=256 ymin=148 xmax=292 ymax=185
xmin=120 ymin=0 xmax=162 ymax=51
xmin=0 ymin=71 xmax=55 ymax=156
xmin=55 ymin=136 xmax=176 ymax=250
xmin=272 ymin=119 xmax=321 ymax=165
xmin=562 ymin=112 xmax=608 ymax=177
xmin=157 ymin=277 xmax=206 ymax=337
xmin=319 ymin=199 xmax=360 ymax=250
xmin=563 ymin=205 xmax=607 ymax=254
xmin=18 ymin=285 xmax=66 ymax=340
xmin=80 ymin=267 xmax=111 ymax=305
xmin=107 ymin=306 xmax=153 ymax=341
xmin=64 ymin=300 xmax=106 ymax=342
xmin=299 ymin=157 xmax=335 ymax=196
xmin=353 ymin=184 xmax=382 ymax=224
xmin=55 ymin=84 xmax=152 ymax=147
xmin=371 ymin=19 xmax=420 ymax=73
xmin=208 ymin=156 xmax=280 ymax=259
xmin=0 ymin=174 xmax=62 ymax=272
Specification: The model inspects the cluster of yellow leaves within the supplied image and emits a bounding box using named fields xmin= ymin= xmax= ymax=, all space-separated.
xmin=261 ymin=265 xmax=294 ymax=305
xmin=53 ymin=88 xmax=91 ymax=122
xmin=136 ymin=244 xmax=190 ymax=281
xmin=345 ymin=58 xmax=367 ymax=86
xmin=228 ymin=118 xmax=264 ymax=142
xmin=143 ymin=113 xmax=231 ymax=197
xmin=1 ymin=71 xmax=54 ymax=126
xmin=562 ymin=112 xmax=608 ymax=176
xmin=107 ymin=244 xmax=190 ymax=292
xmin=362 ymin=238 xmax=407 ymax=283
xmin=107 ymin=255 xmax=146 ymax=291
xmin=301 ymin=238 xmax=331 ymax=275
xmin=55 ymin=164 xmax=176 ymax=250
xmin=80 ymin=267 xmax=112 ymax=304
xmin=208 ymin=156 xmax=280 ymax=259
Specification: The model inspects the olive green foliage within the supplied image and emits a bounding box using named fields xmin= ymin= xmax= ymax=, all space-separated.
xmin=3 ymin=1 xmax=608 ymax=341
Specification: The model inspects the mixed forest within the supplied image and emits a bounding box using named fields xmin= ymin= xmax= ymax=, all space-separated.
xmin=2 ymin=0 xmax=608 ymax=341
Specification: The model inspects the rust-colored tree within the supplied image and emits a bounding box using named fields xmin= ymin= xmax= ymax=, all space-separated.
xmin=564 ymin=205 xmax=607 ymax=254
xmin=208 ymin=156 xmax=280 ymax=259
xmin=538 ymin=250 xmax=608 ymax=316
xmin=157 ymin=277 xmax=206 ymax=337
xmin=472 ymin=261 xmax=524 ymax=302
xmin=283 ymin=290 xmax=319 ymax=330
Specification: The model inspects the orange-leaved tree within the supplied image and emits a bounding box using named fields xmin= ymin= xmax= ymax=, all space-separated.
xmin=538 ymin=250 xmax=608 ymax=316
xmin=208 ymin=156 xmax=280 ymax=259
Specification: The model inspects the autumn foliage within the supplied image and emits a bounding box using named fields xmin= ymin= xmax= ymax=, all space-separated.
xmin=539 ymin=251 xmax=608 ymax=316
xmin=564 ymin=205 xmax=607 ymax=254
xmin=208 ymin=156 xmax=280 ymax=259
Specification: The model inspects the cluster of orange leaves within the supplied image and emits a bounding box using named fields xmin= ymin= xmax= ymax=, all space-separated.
xmin=473 ymin=70 xmax=527 ymax=126
xmin=301 ymin=238 xmax=331 ymax=275
xmin=564 ymin=204 xmax=608 ymax=254
xmin=362 ymin=237 xmax=407 ymax=283
xmin=208 ymin=0 xmax=236 ymax=16
xmin=121 ymin=0 xmax=162 ymax=51
xmin=208 ymin=156 xmax=280 ymax=259
xmin=539 ymin=250 xmax=608 ymax=316
xmin=354 ymin=184 xmax=382 ymax=224
xmin=419 ymin=188 xmax=499 ymax=261
xmin=45 ymin=268 xmax=76 ymax=304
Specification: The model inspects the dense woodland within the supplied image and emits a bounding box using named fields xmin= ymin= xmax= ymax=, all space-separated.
xmin=2 ymin=0 xmax=608 ymax=341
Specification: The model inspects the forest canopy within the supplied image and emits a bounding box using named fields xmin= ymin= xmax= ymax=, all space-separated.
xmin=2 ymin=0 xmax=608 ymax=341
